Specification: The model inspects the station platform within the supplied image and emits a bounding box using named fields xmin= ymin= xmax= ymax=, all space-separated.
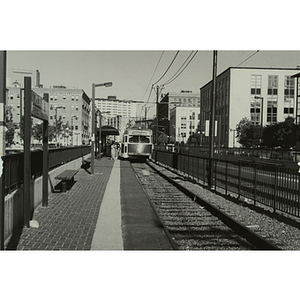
xmin=7 ymin=157 xmax=173 ymax=250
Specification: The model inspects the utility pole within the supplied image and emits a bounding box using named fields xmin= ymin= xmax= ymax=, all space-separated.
xmin=155 ymin=85 xmax=159 ymax=162
xmin=208 ymin=50 xmax=217 ymax=189
xmin=0 ymin=51 xmax=6 ymax=249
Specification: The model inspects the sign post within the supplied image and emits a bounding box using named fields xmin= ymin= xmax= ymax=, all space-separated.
xmin=23 ymin=78 xmax=49 ymax=227
xmin=0 ymin=51 xmax=6 ymax=249
xmin=42 ymin=94 xmax=49 ymax=207
xmin=24 ymin=77 xmax=32 ymax=227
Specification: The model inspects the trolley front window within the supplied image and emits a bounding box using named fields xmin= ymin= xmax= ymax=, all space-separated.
xmin=129 ymin=135 xmax=150 ymax=143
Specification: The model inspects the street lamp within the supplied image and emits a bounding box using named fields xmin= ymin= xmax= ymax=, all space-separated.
xmin=91 ymin=82 xmax=112 ymax=175
xmin=254 ymin=96 xmax=264 ymax=145
xmin=229 ymin=128 xmax=236 ymax=149
xmin=254 ymin=96 xmax=264 ymax=129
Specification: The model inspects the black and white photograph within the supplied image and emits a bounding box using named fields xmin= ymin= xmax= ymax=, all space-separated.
xmin=1 ymin=1 xmax=300 ymax=299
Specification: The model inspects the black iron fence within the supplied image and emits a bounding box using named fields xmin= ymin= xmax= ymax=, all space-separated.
xmin=159 ymin=145 xmax=300 ymax=162
xmin=154 ymin=150 xmax=300 ymax=218
xmin=3 ymin=146 xmax=90 ymax=195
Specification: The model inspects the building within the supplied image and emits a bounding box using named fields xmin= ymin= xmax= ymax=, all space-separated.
xmin=95 ymin=96 xmax=145 ymax=139
xmin=158 ymin=90 xmax=200 ymax=137
xmin=200 ymin=67 xmax=299 ymax=148
xmin=7 ymin=68 xmax=42 ymax=88
xmin=170 ymin=106 xmax=200 ymax=143
xmin=7 ymin=86 xmax=91 ymax=145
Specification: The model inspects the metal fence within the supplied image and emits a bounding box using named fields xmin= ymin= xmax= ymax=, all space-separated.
xmin=3 ymin=146 xmax=90 ymax=195
xmin=154 ymin=150 xmax=300 ymax=218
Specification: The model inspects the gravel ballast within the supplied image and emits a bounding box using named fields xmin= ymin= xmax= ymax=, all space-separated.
xmin=148 ymin=160 xmax=300 ymax=250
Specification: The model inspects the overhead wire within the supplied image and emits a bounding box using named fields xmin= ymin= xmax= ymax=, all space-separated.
xmin=139 ymin=50 xmax=180 ymax=119
xmin=138 ymin=51 xmax=165 ymax=119
xmin=236 ymin=50 xmax=259 ymax=67
xmin=152 ymin=50 xmax=180 ymax=86
xmin=141 ymin=51 xmax=164 ymax=101
xmin=162 ymin=51 xmax=198 ymax=86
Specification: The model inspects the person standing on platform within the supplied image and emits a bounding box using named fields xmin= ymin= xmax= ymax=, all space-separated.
xmin=110 ymin=142 xmax=116 ymax=160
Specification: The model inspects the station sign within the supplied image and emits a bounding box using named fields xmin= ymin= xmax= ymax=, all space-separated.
xmin=31 ymin=91 xmax=49 ymax=121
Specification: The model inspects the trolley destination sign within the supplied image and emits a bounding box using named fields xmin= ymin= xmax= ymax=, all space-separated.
xmin=31 ymin=90 xmax=49 ymax=121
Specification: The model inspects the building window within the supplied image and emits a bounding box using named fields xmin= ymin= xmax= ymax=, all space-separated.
xmin=250 ymin=75 xmax=262 ymax=95
xmin=267 ymin=75 xmax=278 ymax=95
xmin=250 ymin=99 xmax=261 ymax=125
xmin=267 ymin=101 xmax=277 ymax=123
xmin=284 ymin=75 xmax=295 ymax=101
xmin=284 ymin=107 xmax=294 ymax=114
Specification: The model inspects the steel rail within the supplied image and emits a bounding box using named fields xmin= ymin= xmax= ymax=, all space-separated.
xmin=146 ymin=161 xmax=281 ymax=250
xmin=131 ymin=163 xmax=179 ymax=250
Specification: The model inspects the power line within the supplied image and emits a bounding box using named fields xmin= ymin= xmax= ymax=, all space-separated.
xmin=163 ymin=51 xmax=198 ymax=86
xmin=162 ymin=51 xmax=195 ymax=85
xmin=141 ymin=51 xmax=164 ymax=101
xmin=152 ymin=51 xmax=180 ymax=85
xmin=236 ymin=50 xmax=259 ymax=67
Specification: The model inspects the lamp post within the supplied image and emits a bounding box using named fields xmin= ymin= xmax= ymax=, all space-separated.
xmin=230 ymin=128 xmax=236 ymax=149
xmin=91 ymin=82 xmax=112 ymax=175
xmin=254 ymin=96 xmax=264 ymax=129
xmin=55 ymin=106 xmax=63 ymax=146
xmin=254 ymin=96 xmax=264 ymax=145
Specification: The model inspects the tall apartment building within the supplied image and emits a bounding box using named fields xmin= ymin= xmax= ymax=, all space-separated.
xmin=200 ymin=67 xmax=299 ymax=148
xmin=95 ymin=96 xmax=145 ymax=139
xmin=95 ymin=96 xmax=144 ymax=119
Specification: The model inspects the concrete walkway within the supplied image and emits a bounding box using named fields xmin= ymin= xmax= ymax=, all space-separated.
xmin=9 ymin=157 xmax=173 ymax=250
xmin=91 ymin=159 xmax=123 ymax=250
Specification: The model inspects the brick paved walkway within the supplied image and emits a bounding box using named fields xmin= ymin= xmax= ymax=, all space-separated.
xmin=11 ymin=158 xmax=114 ymax=250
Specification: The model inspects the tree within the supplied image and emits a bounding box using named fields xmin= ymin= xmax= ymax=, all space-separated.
xmin=32 ymin=123 xmax=43 ymax=142
xmin=263 ymin=116 xmax=297 ymax=149
xmin=236 ymin=117 xmax=262 ymax=148
xmin=5 ymin=105 xmax=17 ymax=147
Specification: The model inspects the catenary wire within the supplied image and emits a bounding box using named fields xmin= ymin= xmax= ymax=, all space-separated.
xmin=152 ymin=51 xmax=180 ymax=85
xmin=236 ymin=50 xmax=259 ymax=67
xmin=162 ymin=51 xmax=195 ymax=85
xmin=141 ymin=51 xmax=164 ymax=101
xmin=162 ymin=51 xmax=198 ymax=86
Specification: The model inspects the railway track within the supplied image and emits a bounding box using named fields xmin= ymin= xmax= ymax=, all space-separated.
xmin=131 ymin=161 xmax=280 ymax=250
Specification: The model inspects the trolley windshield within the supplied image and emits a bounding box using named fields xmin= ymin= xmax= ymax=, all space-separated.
xmin=129 ymin=135 xmax=150 ymax=143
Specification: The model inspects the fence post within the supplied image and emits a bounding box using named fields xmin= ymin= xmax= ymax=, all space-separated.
xmin=238 ymin=161 xmax=241 ymax=198
xmin=273 ymin=166 xmax=277 ymax=213
xmin=254 ymin=163 xmax=257 ymax=207
xmin=225 ymin=160 xmax=228 ymax=195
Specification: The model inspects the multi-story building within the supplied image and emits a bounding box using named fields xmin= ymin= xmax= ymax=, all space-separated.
xmin=7 ymin=68 xmax=91 ymax=146
xmin=95 ymin=96 xmax=145 ymax=139
xmin=95 ymin=96 xmax=144 ymax=119
xmin=158 ymin=90 xmax=200 ymax=137
xmin=7 ymin=85 xmax=91 ymax=145
xmin=200 ymin=67 xmax=299 ymax=148
xmin=170 ymin=106 xmax=200 ymax=143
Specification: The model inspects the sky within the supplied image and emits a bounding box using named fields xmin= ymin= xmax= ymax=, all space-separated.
xmin=6 ymin=50 xmax=300 ymax=119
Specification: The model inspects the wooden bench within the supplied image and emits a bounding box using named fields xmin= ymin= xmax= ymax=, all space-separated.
xmin=55 ymin=170 xmax=78 ymax=192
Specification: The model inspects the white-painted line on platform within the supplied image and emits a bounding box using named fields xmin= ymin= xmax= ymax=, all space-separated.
xmin=91 ymin=159 xmax=123 ymax=250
